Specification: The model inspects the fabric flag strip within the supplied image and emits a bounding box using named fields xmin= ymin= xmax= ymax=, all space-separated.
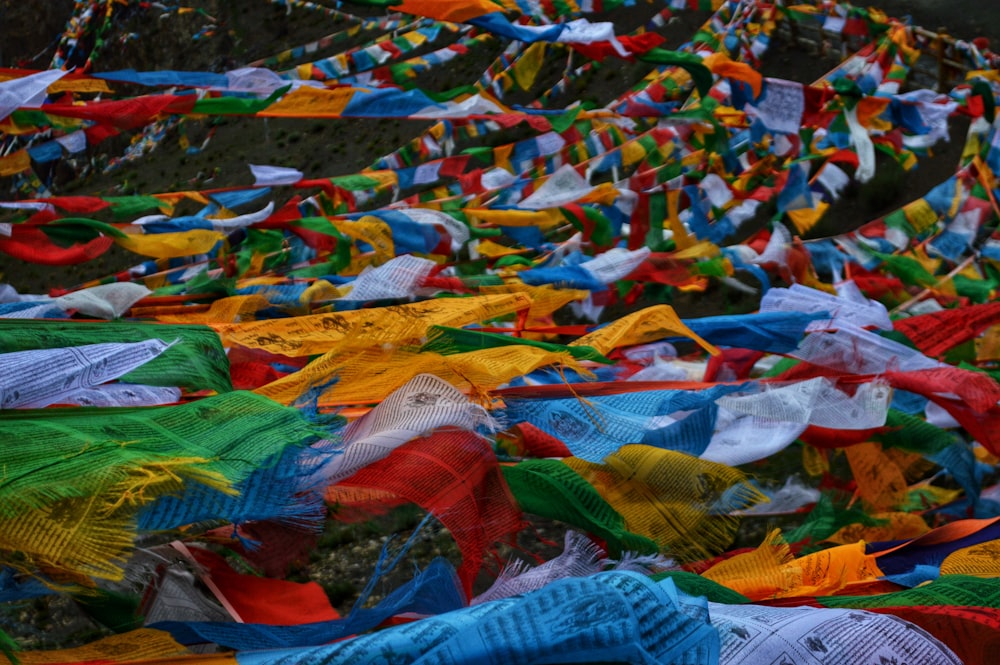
xmin=2 ymin=0 xmax=1000 ymax=662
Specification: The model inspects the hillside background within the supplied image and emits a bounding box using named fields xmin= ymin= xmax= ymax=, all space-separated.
xmin=1 ymin=0 xmax=997 ymax=294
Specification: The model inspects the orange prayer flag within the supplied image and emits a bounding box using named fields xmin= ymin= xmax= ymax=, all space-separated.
xmin=705 ymin=538 xmax=885 ymax=600
xmin=0 ymin=149 xmax=30 ymax=176
xmin=825 ymin=512 xmax=930 ymax=545
xmin=261 ymin=85 xmax=356 ymax=118
xmin=845 ymin=442 xmax=910 ymax=511
xmin=702 ymin=529 xmax=797 ymax=600
xmin=702 ymin=52 xmax=762 ymax=98
xmin=394 ymin=0 xmax=506 ymax=23
xmin=792 ymin=542 xmax=885 ymax=597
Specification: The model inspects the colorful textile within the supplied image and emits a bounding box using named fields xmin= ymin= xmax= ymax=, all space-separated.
xmin=2 ymin=0 xmax=1000 ymax=662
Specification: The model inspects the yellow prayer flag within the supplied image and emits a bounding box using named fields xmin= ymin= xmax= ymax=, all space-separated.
xmin=974 ymin=443 xmax=1000 ymax=465
xmin=512 ymin=42 xmax=547 ymax=92
xmin=6 ymin=628 xmax=194 ymax=665
xmin=666 ymin=189 xmax=696 ymax=251
xmin=963 ymin=130 xmax=983 ymax=162
xmin=958 ymin=258 xmax=986 ymax=282
xmin=50 ymin=77 xmax=113 ymax=94
xmin=968 ymin=69 xmax=1000 ymax=84
xmin=153 ymin=191 xmax=210 ymax=209
xmin=799 ymin=268 xmax=837 ymax=294
xmin=394 ymin=0 xmax=506 ymax=22
xmin=682 ymin=149 xmax=705 ymax=167
xmin=256 ymin=343 xmax=581 ymax=407
xmin=466 ymin=207 xmax=564 ymax=230
xmin=785 ymin=4 xmax=822 ymax=15
xmin=672 ymin=240 xmax=722 ymax=260
xmin=786 ymin=201 xmax=829 ymax=235
xmin=474 ymin=239 xmax=532 ymax=258
xmin=0 ymin=119 xmax=39 ymax=135
xmin=299 ymin=279 xmax=342 ymax=305
xmin=115 ymin=229 xmax=225 ymax=258
xmin=0 ymin=73 xmax=110 ymax=94
xmin=976 ymin=324 xmax=1000 ymax=362
xmin=331 ymin=215 xmax=395 ymax=268
xmin=0 ymin=505 xmax=135 ymax=581
xmin=355 ymin=169 xmax=399 ymax=189
xmin=564 ymin=445 xmax=765 ymax=562
xmin=404 ymin=30 xmax=429 ymax=47
xmin=785 ymin=542 xmax=885 ymax=597
xmin=578 ymin=182 xmax=621 ymax=206
xmin=802 ymin=444 xmax=829 ymax=477
xmin=705 ymin=536 xmax=884 ymax=600
xmin=0 ymin=456 xmax=229 ymax=582
xmin=940 ymin=539 xmax=1000 ymax=577
xmin=947 ymin=180 xmax=965 ymax=219
xmin=571 ymin=304 xmax=719 ymax=356
xmin=155 ymin=295 xmax=271 ymax=324
xmin=902 ymin=198 xmax=939 ymax=234
xmin=621 ymin=140 xmax=648 ymax=168
xmin=869 ymin=7 xmax=891 ymax=27
xmin=481 ymin=282 xmax=589 ymax=322
xmin=884 ymin=446 xmax=937 ymax=483
xmin=855 ymin=96 xmax=891 ymax=130
xmin=218 ymin=292 xmax=533 ymax=357
xmin=911 ymin=244 xmax=943 ymax=276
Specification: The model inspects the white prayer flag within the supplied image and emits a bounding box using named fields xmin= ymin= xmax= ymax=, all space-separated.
xmin=0 ymin=339 xmax=175 ymax=409
xmin=340 ymin=254 xmax=437 ymax=301
xmin=249 ymin=164 xmax=304 ymax=186
xmin=0 ymin=69 xmax=66 ymax=122
xmin=751 ymin=78 xmax=805 ymax=135
xmin=311 ymin=374 xmax=490 ymax=486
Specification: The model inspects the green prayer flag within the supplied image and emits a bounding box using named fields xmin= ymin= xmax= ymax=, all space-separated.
xmin=0 ymin=320 xmax=232 ymax=393
xmin=652 ymin=570 xmax=750 ymax=604
xmin=637 ymin=48 xmax=713 ymax=99
xmin=502 ymin=458 xmax=659 ymax=557
xmin=422 ymin=325 xmax=612 ymax=364
xmin=104 ymin=196 xmax=167 ymax=220
xmin=192 ymin=85 xmax=290 ymax=116
xmin=785 ymin=492 xmax=888 ymax=547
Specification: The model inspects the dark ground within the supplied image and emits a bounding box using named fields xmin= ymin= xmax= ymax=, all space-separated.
xmin=861 ymin=0 xmax=1000 ymax=45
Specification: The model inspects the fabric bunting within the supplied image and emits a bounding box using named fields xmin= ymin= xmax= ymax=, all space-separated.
xmin=3 ymin=0 xmax=1000 ymax=662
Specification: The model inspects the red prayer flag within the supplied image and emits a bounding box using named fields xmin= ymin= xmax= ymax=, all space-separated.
xmin=329 ymin=430 xmax=525 ymax=598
